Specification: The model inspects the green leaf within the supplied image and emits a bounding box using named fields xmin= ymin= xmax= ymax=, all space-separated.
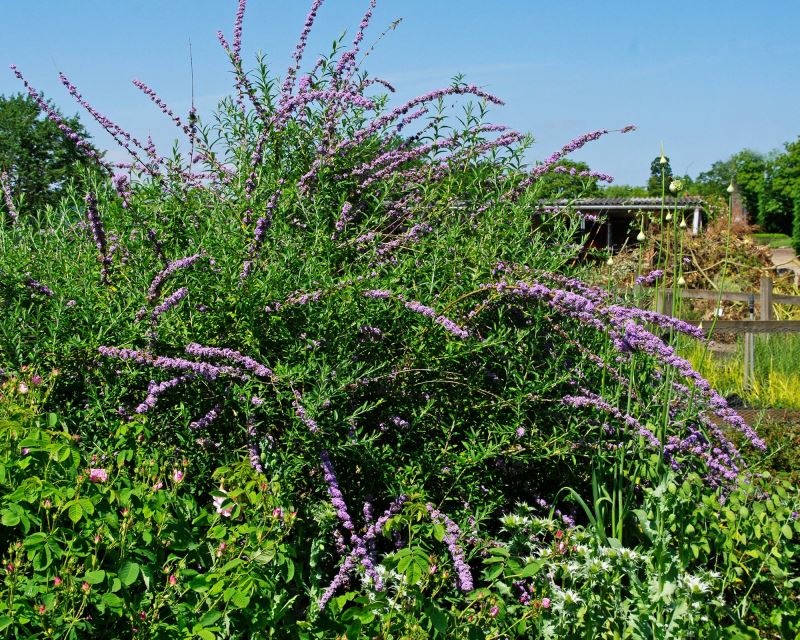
xmin=78 ymin=497 xmax=94 ymax=515
xmin=425 ymin=604 xmax=448 ymax=635
xmin=84 ymin=569 xmax=106 ymax=585
xmin=519 ymin=558 xmax=545 ymax=578
xmin=118 ymin=560 xmax=139 ymax=587
xmin=484 ymin=563 xmax=504 ymax=581
xmin=67 ymin=501 xmax=83 ymax=524
xmin=230 ymin=591 xmax=250 ymax=609
xmin=781 ymin=524 xmax=793 ymax=540
xmin=220 ymin=558 xmax=244 ymax=573
xmin=102 ymin=593 xmax=124 ymax=609
xmin=1 ymin=509 xmax=21 ymax=527
xmin=188 ymin=575 xmax=211 ymax=592
xmin=397 ymin=551 xmax=428 ymax=585
xmin=207 ymin=525 xmax=227 ymax=539
xmin=197 ymin=611 xmax=222 ymax=627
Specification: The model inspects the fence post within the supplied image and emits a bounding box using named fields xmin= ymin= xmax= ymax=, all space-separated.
xmin=743 ymin=293 xmax=755 ymax=392
xmin=760 ymin=275 xmax=773 ymax=321
xmin=656 ymin=289 xmax=673 ymax=315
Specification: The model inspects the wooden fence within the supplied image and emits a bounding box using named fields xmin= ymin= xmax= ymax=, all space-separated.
xmin=650 ymin=276 xmax=800 ymax=389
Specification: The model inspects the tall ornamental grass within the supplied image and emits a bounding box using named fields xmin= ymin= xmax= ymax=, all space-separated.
xmin=1 ymin=2 xmax=797 ymax=638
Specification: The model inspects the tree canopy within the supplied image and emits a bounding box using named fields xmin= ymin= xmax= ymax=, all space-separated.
xmin=692 ymin=140 xmax=800 ymax=234
xmin=0 ymin=93 xmax=103 ymax=221
xmin=647 ymin=155 xmax=673 ymax=196
xmin=534 ymin=159 xmax=602 ymax=201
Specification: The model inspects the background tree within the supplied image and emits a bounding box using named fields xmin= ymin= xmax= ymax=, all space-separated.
xmin=0 ymin=93 xmax=103 ymax=221
xmin=647 ymin=155 xmax=673 ymax=196
xmin=534 ymin=159 xmax=602 ymax=200
xmin=600 ymin=184 xmax=649 ymax=198
xmin=694 ymin=150 xmax=764 ymax=208
xmin=770 ymin=136 xmax=800 ymax=234
xmin=793 ymin=197 xmax=800 ymax=254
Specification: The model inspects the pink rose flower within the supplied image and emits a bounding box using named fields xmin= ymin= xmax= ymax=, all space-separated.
xmin=88 ymin=468 xmax=108 ymax=483
xmin=213 ymin=494 xmax=233 ymax=517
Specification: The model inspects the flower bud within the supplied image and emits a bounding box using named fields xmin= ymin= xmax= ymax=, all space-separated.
xmin=606 ymin=256 xmax=614 ymax=266
xmin=677 ymin=276 xmax=685 ymax=286
xmin=637 ymin=230 xmax=646 ymax=242
xmin=726 ymin=182 xmax=735 ymax=194
xmin=659 ymin=155 xmax=667 ymax=165
xmin=665 ymin=212 xmax=672 ymax=221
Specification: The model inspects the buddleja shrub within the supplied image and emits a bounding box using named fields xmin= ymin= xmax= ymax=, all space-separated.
xmin=0 ymin=1 xmax=785 ymax=637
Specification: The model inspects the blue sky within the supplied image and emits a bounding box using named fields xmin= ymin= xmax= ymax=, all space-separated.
xmin=2 ymin=1 xmax=799 ymax=185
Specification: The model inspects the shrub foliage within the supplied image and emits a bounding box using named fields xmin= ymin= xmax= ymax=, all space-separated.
xmin=1 ymin=2 xmax=797 ymax=638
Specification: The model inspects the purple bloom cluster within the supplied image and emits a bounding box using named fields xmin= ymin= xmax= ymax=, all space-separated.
xmin=248 ymin=441 xmax=263 ymax=473
xmin=634 ymin=269 xmax=665 ymax=286
xmin=426 ymin=504 xmax=473 ymax=591
xmin=132 ymin=79 xmax=192 ymax=137
xmin=59 ymin=72 xmax=154 ymax=174
xmin=561 ymin=390 xmax=660 ymax=449
xmin=362 ymin=289 xmax=468 ymax=339
xmin=280 ymin=0 xmax=326 ymax=101
xmin=184 ymin=342 xmax=275 ymax=380
xmin=319 ymin=486 xmax=408 ymax=610
xmin=135 ymin=374 xmax=194 ymax=414
xmin=25 ymin=277 xmax=54 ymax=298
xmin=358 ymin=325 xmax=383 ymax=339
xmin=605 ymin=305 xmax=707 ymax=342
xmin=84 ymin=192 xmax=113 ymax=284
xmin=189 ymin=404 xmax=221 ymax=430
xmin=98 ymin=346 xmax=243 ymax=381
xmin=291 ymin=387 xmax=318 ymax=433
xmin=320 ymin=450 xmax=354 ymax=532
xmin=363 ymin=289 xmax=392 ymax=299
xmin=335 ymin=0 xmax=376 ymax=77
xmin=232 ymin=0 xmax=246 ymax=64
xmin=0 ymin=171 xmax=18 ymax=223
xmin=146 ymin=254 xmax=202 ymax=302
xmin=9 ymin=65 xmax=110 ymax=171
xmin=241 ymin=189 xmax=281 ymax=279
xmin=475 ymin=273 xmax=764 ymax=462
xmin=333 ymin=201 xmax=354 ymax=236
xmin=151 ymin=287 xmax=188 ymax=324
xmin=375 ymin=223 xmax=433 ymax=256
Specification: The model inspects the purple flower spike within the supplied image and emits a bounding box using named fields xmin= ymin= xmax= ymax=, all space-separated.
xmin=185 ymin=342 xmax=275 ymax=380
xmin=320 ymin=450 xmax=354 ymax=531
xmin=146 ymin=254 xmax=202 ymax=302
xmin=426 ymin=504 xmax=473 ymax=591
xmin=151 ymin=287 xmax=188 ymax=324
xmin=0 ymin=171 xmax=18 ymax=223
xmin=189 ymin=404 xmax=221 ymax=430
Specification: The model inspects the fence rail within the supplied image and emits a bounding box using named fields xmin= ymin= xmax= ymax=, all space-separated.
xmin=626 ymin=276 xmax=800 ymax=390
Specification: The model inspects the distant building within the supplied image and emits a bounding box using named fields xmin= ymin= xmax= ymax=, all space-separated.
xmin=540 ymin=196 xmax=708 ymax=252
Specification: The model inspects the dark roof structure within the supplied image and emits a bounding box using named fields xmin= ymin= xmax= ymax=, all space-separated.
xmin=542 ymin=196 xmax=706 ymax=215
xmin=536 ymin=197 xmax=709 ymax=252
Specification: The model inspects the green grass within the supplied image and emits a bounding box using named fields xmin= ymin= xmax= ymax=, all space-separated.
xmin=752 ymin=233 xmax=793 ymax=248
xmin=681 ymin=333 xmax=800 ymax=409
